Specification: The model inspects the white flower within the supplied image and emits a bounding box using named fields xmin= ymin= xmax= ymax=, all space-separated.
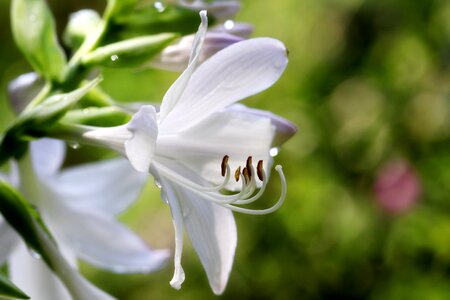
xmin=0 ymin=138 xmax=169 ymax=300
xmin=78 ymin=11 xmax=295 ymax=295
xmin=178 ymin=0 xmax=240 ymax=19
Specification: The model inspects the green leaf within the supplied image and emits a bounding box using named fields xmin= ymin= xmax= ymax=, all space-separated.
xmin=81 ymin=33 xmax=178 ymax=68
xmin=63 ymin=107 xmax=131 ymax=127
xmin=0 ymin=273 xmax=30 ymax=299
xmin=0 ymin=180 xmax=51 ymax=263
xmin=112 ymin=5 xmax=206 ymax=36
xmin=11 ymin=0 xmax=67 ymax=82
xmin=0 ymin=180 xmax=113 ymax=300
xmin=0 ymin=79 xmax=100 ymax=165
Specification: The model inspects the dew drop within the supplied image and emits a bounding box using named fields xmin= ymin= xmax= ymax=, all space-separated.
xmin=154 ymin=179 xmax=162 ymax=189
xmin=269 ymin=147 xmax=279 ymax=157
xmin=224 ymin=20 xmax=235 ymax=30
xmin=154 ymin=1 xmax=166 ymax=12
xmin=29 ymin=249 xmax=42 ymax=260
xmin=68 ymin=141 xmax=80 ymax=149
xmin=110 ymin=54 xmax=119 ymax=61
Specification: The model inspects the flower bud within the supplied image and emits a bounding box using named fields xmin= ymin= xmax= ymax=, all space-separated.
xmin=82 ymin=34 xmax=178 ymax=68
xmin=150 ymin=32 xmax=244 ymax=72
xmin=64 ymin=9 xmax=102 ymax=49
xmin=212 ymin=21 xmax=254 ymax=38
xmin=179 ymin=0 xmax=240 ymax=20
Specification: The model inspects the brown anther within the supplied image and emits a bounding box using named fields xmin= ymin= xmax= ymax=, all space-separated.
xmin=257 ymin=160 xmax=264 ymax=181
xmin=234 ymin=166 xmax=241 ymax=182
xmin=243 ymin=167 xmax=250 ymax=184
xmin=221 ymin=155 xmax=229 ymax=177
xmin=246 ymin=156 xmax=253 ymax=179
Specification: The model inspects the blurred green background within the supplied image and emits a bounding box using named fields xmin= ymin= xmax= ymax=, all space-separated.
xmin=1 ymin=0 xmax=450 ymax=299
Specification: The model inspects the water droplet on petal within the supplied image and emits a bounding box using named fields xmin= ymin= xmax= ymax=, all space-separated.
xmin=29 ymin=249 xmax=42 ymax=260
xmin=154 ymin=1 xmax=166 ymax=12
xmin=111 ymin=54 xmax=119 ymax=61
xmin=154 ymin=179 xmax=162 ymax=189
xmin=269 ymin=147 xmax=279 ymax=157
xmin=224 ymin=20 xmax=235 ymax=30
xmin=68 ymin=141 xmax=80 ymax=149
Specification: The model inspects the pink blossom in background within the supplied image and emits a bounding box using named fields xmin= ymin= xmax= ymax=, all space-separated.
xmin=374 ymin=159 xmax=422 ymax=214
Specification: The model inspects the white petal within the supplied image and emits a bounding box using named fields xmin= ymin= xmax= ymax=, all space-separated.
xmin=49 ymin=157 xmax=148 ymax=215
xmin=159 ymin=11 xmax=208 ymax=120
xmin=159 ymin=37 xmax=288 ymax=133
xmin=227 ymin=104 xmax=297 ymax=146
xmin=0 ymin=218 xmax=20 ymax=265
xmin=157 ymin=108 xmax=275 ymax=190
xmin=158 ymin=175 xmax=185 ymax=290
xmin=30 ymin=138 xmax=65 ymax=177
xmin=9 ymin=242 xmax=73 ymax=300
xmin=31 ymin=225 xmax=116 ymax=300
xmin=125 ymin=105 xmax=158 ymax=172
xmin=46 ymin=201 xmax=169 ymax=273
xmin=160 ymin=174 xmax=237 ymax=295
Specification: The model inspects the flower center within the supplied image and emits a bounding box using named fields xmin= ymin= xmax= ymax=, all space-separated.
xmin=155 ymin=154 xmax=287 ymax=215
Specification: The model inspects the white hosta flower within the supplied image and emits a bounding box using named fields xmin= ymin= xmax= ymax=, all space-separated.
xmin=79 ymin=11 xmax=295 ymax=295
xmin=0 ymin=138 xmax=169 ymax=300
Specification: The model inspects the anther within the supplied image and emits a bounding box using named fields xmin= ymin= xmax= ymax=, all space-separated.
xmin=221 ymin=155 xmax=229 ymax=177
xmin=246 ymin=156 xmax=253 ymax=179
xmin=234 ymin=166 xmax=241 ymax=182
xmin=257 ymin=160 xmax=264 ymax=181
xmin=243 ymin=167 xmax=250 ymax=184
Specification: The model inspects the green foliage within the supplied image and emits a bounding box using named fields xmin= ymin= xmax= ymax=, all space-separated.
xmin=82 ymin=34 xmax=179 ymax=68
xmin=0 ymin=79 xmax=99 ymax=165
xmin=0 ymin=180 xmax=52 ymax=264
xmin=11 ymin=0 xmax=67 ymax=82
xmin=0 ymin=273 xmax=29 ymax=299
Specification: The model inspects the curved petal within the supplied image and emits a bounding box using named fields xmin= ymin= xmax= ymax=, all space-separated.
xmin=9 ymin=242 xmax=73 ymax=300
xmin=30 ymin=138 xmax=66 ymax=177
xmin=46 ymin=201 xmax=169 ymax=274
xmin=49 ymin=157 xmax=148 ymax=215
xmin=157 ymin=107 xmax=275 ymax=190
xmin=159 ymin=11 xmax=208 ymax=120
xmin=125 ymin=105 xmax=158 ymax=172
xmin=0 ymin=218 xmax=20 ymax=265
xmin=159 ymin=37 xmax=288 ymax=133
xmin=157 ymin=174 xmax=185 ymax=290
xmin=227 ymin=104 xmax=297 ymax=146
xmin=160 ymin=172 xmax=237 ymax=295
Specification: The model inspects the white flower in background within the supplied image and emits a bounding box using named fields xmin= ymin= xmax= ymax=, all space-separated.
xmin=151 ymin=31 xmax=244 ymax=72
xmin=178 ymin=0 xmax=240 ymax=19
xmin=76 ymin=11 xmax=295 ymax=294
xmin=0 ymin=138 xmax=169 ymax=300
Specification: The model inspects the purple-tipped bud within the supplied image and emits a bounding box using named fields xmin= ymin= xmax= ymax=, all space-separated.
xmin=374 ymin=159 xmax=422 ymax=214
xmin=179 ymin=0 xmax=240 ymax=19
xmin=212 ymin=22 xmax=254 ymax=39
xmin=151 ymin=32 xmax=244 ymax=72
xmin=7 ymin=72 xmax=43 ymax=114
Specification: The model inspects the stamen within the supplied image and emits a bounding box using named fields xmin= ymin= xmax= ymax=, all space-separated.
xmin=257 ymin=160 xmax=264 ymax=181
xmin=246 ymin=156 xmax=253 ymax=179
xmin=221 ymin=155 xmax=229 ymax=177
xmin=224 ymin=165 xmax=287 ymax=215
xmin=234 ymin=166 xmax=241 ymax=182
xmin=242 ymin=167 xmax=250 ymax=184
